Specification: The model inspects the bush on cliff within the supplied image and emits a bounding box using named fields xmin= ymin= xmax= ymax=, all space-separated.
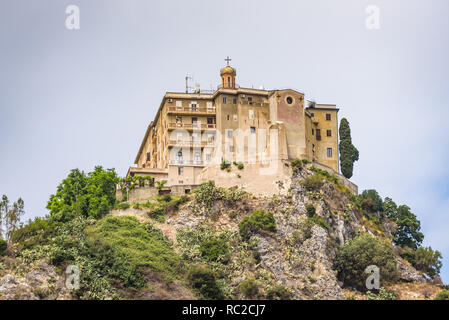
xmin=335 ymin=234 xmax=399 ymax=290
xmin=239 ymin=209 xmax=277 ymax=240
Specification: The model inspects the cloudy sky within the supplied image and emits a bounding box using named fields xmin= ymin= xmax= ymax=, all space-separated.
xmin=1 ymin=0 xmax=448 ymax=282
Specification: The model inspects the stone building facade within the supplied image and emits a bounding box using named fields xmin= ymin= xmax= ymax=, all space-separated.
xmin=126 ymin=61 xmax=342 ymax=195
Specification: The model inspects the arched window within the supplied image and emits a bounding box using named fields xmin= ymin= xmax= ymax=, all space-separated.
xmin=228 ymin=76 xmax=231 ymax=87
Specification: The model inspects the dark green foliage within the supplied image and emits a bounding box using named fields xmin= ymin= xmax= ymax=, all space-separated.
xmin=187 ymin=265 xmax=224 ymax=300
xmin=310 ymin=166 xmax=339 ymax=184
xmin=220 ymin=160 xmax=231 ymax=170
xmin=200 ymin=238 xmax=229 ymax=262
xmin=413 ymin=246 xmax=442 ymax=279
xmin=434 ymin=289 xmax=449 ymax=300
xmin=307 ymin=215 xmax=329 ymax=231
xmin=87 ymin=216 xmax=181 ymax=278
xmin=384 ymin=199 xmax=423 ymax=250
xmin=240 ymin=278 xmax=259 ymax=298
xmin=47 ymin=166 xmax=119 ymax=222
xmin=194 ymin=181 xmax=246 ymax=210
xmin=360 ymin=190 xmax=383 ymax=213
xmin=0 ymin=239 xmax=7 ymax=255
xmin=265 ymin=285 xmax=292 ymax=300
xmin=239 ymin=210 xmax=277 ymax=239
xmin=339 ymin=118 xmax=359 ymax=179
xmin=305 ymin=204 xmax=316 ymax=217
xmin=160 ymin=194 xmax=172 ymax=202
xmin=335 ymin=234 xmax=399 ymax=290
xmin=9 ymin=216 xmax=59 ymax=247
xmin=366 ymin=287 xmax=398 ymax=300
xmin=290 ymin=159 xmax=303 ymax=174
xmin=301 ymin=173 xmax=324 ymax=191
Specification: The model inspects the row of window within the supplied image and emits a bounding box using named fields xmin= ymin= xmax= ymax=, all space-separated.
xmin=310 ymin=112 xmax=333 ymax=121
xmin=312 ymin=129 xmax=332 ymax=140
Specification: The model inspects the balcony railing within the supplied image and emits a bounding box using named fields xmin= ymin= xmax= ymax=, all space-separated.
xmin=167 ymin=106 xmax=216 ymax=114
xmin=168 ymin=123 xmax=216 ymax=130
xmin=169 ymin=159 xmax=204 ymax=166
xmin=168 ymin=140 xmax=213 ymax=148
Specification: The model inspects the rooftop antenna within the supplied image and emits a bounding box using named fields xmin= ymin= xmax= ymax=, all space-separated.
xmin=185 ymin=74 xmax=193 ymax=93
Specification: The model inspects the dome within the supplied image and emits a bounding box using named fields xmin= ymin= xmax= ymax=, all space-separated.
xmin=220 ymin=65 xmax=236 ymax=75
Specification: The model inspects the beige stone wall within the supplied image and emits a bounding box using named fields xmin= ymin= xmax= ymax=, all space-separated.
xmin=306 ymin=106 xmax=339 ymax=172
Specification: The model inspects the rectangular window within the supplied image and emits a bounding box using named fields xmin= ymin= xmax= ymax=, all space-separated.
xmin=312 ymin=129 xmax=314 ymax=135
xmin=176 ymin=100 xmax=182 ymax=108
xmin=316 ymin=129 xmax=321 ymax=141
xmin=191 ymin=103 xmax=198 ymax=110
xmin=227 ymin=130 xmax=233 ymax=138
xmin=146 ymin=152 xmax=151 ymax=161
xmin=207 ymin=117 xmax=215 ymax=124
xmin=326 ymin=114 xmax=331 ymax=121
xmin=229 ymin=145 xmax=234 ymax=152
xmin=248 ymin=97 xmax=253 ymax=102
xmin=311 ymin=113 xmax=314 ymax=117
xmin=327 ymin=148 xmax=332 ymax=158
xmin=250 ymin=127 xmax=256 ymax=134
xmin=226 ymin=114 xmax=230 ymax=121
xmin=233 ymin=98 xmax=237 ymax=104
xmin=327 ymin=130 xmax=332 ymax=137
xmin=222 ymin=97 xmax=227 ymax=104
xmin=249 ymin=110 xmax=254 ymax=120
xmin=178 ymin=167 xmax=183 ymax=175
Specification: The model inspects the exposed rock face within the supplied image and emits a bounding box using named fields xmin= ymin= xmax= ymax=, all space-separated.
xmin=0 ymin=261 xmax=70 ymax=300
xmin=397 ymin=258 xmax=427 ymax=283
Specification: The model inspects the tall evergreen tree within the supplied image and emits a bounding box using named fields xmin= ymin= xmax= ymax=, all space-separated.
xmin=339 ymin=118 xmax=359 ymax=179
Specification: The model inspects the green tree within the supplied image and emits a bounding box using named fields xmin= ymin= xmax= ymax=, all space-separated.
xmin=0 ymin=195 xmax=25 ymax=242
xmin=414 ymin=246 xmax=442 ymax=279
xmin=339 ymin=118 xmax=359 ymax=179
xmin=388 ymin=204 xmax=424 ymax=250
xmin=360 ymin=190 xmax=383 ymax=213
xmin=335 ymin=234 xmax=399 ymax=290
xmin=47 ymin=166 xmax=119 ymax=222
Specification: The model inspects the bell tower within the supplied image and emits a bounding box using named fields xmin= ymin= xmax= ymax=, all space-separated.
xmin=220 ymin=56 xmax=236 ymax=89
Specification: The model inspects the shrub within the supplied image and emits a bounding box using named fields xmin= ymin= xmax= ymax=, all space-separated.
xmin=414 ymin=246 xmax=442 ymax=279
xmin=240 ymin=278 xmax=259 ymax=298
xmin=335 ymin=234 xmax=399 ymax=290
xmin=235 ymin=162 xmax=244 ymax=170
xmin=199 ymin=238 xmax=229 ymax=262
xmin=291 ymin=159 xmax=303 ymax=173
xmin=0 ymin=239 xmax=7 ymax=256
xmin=86 ymin=216 xmax=181 ymax=286
xmin=220 ymin=160 xmax=231 ymax=170
xmin=301 ymin=173 xmax=324 ymax=191
xmin=359 ymin=190 xmax=383 ymax=213
xmin=307 ymin=215 xmax=329 ymax=231
xmin=434 ymin=289 xmax=449 ymax=300
xmin=239 ymin=210 xmax=277 ymax=239
xmin=366 ymin=287 xmax=398 ymax=300
xmin=187 ymin=265 xmax=224 ymax=300
xmin=305 ymin=204 xmax=316 ymax=217
xmin=160 ymin=194 xmax=172 ymax=202
xmin=266 ymin=285 xmax=292 ymax=300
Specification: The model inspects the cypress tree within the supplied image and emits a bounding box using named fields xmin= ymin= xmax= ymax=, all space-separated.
xmin=339 ymin=118 xmax=359 ymax=179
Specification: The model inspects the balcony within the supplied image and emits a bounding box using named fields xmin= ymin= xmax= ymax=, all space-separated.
xmin=168 ymin=140 xmax=213 ymax=148
xmin=168 ymin=123 xmax=216 ymax=130
xmin=312 ymin=117 xmax=319 ymax=124
xmin=167 ymin=106 xmax=216 ymax=115
xmin=168 ymin=159 xmax=204 ymax=166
